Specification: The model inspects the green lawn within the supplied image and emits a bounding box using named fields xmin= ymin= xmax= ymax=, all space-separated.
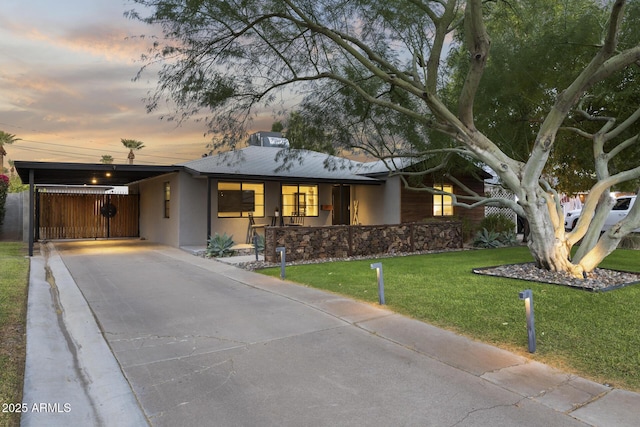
xmin=0 ymin=242 xmax=29 ymax=427
xmin=258 ymin=246 xmax=640 ymax=391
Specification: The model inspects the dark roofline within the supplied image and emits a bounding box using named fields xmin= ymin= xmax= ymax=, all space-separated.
xmin=14 ymin=161 xmax=181 ymax=186
xmin=183 ymin=167 xmax=382 ymax=185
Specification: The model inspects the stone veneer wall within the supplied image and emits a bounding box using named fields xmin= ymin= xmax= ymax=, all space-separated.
xmin=264 ymin=221 xmax=462 ymax=263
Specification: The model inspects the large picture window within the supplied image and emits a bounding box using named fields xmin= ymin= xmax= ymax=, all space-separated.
xmin=282 ymin=184 xmax=318 ymax=216
xmin=218 ymin=182 xmax=264 ymax=218
xmin=433 ymin=184 xmax=454 ymax=216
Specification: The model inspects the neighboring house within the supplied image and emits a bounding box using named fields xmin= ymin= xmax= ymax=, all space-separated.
xmin=15 ymin=133 xmax=488 ymax=251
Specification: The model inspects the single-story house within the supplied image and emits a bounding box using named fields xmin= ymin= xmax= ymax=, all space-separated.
xmin=15 ymin=133 xmax=487 ymax=254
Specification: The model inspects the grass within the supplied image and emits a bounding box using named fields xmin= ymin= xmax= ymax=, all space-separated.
xmin=258 ymin=246 xmax=640 ymax=391
xmin=0 ymin=243 xmax=29 ymax=427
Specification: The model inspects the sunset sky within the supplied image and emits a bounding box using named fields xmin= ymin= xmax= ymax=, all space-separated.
xmin=0 ymin=0 xmax=275 ymax=167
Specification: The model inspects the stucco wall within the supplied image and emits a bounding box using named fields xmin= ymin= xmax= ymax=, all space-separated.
xmin=177 ymin=175 xmax=208 ymax=246
xmin=139 ymin=173 xmax=180 ymax=247
xmin=352 ymin=178 xmax=400 ymax=225
xmin=0 ymin=191 xmax=25 ymax=241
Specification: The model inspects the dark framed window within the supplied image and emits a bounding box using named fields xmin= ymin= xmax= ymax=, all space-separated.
xmin=282 ymin=184 xmax=318 ymax=216
xmin=433 ymin=184 xmax=453 ymax=216
xmin=217 ymin=182 xmax=265 ymax=218
xmin=163 ymin=182 xmax=170 ymax=218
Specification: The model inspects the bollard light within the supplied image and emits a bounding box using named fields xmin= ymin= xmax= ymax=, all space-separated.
xmin=253 ymin=234 xmax=259 ymax=261
xmin=519 ymin=289 xmax=536 ymax=353
xmin=370 ymin=262 xmax=385 ymax=305
xmin=276 ymin=247 xmax=286 ymax=280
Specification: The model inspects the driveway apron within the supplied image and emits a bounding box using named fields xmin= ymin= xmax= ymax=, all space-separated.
xmin=51 ymin=240 xmax=594 ymax=426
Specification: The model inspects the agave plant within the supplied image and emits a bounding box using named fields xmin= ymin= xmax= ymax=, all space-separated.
xmin=252 ymin=234 xmax=265 ymax=253
xmin=206 ymin=233 xmax=235 ymax=258
xmin=498 ymin=230 xmax=518 ymax=247
xmin=473 ymin=228 xmax=502 ymax=249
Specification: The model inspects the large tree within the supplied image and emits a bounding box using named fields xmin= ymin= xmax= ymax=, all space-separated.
xmin=129 ymin=0 xmax=640 ymax=278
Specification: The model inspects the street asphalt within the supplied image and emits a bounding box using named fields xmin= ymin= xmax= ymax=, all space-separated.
xmin=21 ymin=239 xmax=640 ymax=426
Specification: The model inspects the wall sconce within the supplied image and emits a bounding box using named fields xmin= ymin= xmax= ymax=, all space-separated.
xmin=519 ymin=289 xmax=536 ymax=353
xmin=370 ymin=262 xmax=385 ymax=305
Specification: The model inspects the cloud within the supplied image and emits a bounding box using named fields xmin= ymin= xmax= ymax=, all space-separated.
xmin=0 ymin=0 xmax=276 ymax=165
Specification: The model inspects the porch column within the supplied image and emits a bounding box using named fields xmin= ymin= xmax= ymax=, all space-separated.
xmin=339 ymin=184 xmax=344 ymax=225
xmin=28 ymin=169 xmax=34 ymax=256
xmin=206 ymin=177 xmax=212 ymax=240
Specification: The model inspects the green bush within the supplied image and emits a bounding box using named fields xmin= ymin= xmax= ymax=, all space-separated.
xmin=498 ymin=230 xmax=518 ymax=246
xmin=251 ymin=234 xmax=265 ymax=253
xmin=480 ymin=213 xmax=516 ymax=234
xmin=206 ymin=233 xmax=235 ymax=258
xmin=0 ymin=174 xmax=9 ymax=227
xmin=619 ymin=233 xmax=640 ymax=250
xmin=473 ymin=228 xmax=502 ymax=248
xmin=473 ymin=228 xmax=519 ymax=248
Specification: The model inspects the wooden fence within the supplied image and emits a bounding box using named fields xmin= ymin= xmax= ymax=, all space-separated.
xmin=38 ymin=193 xmax=139 ymax=239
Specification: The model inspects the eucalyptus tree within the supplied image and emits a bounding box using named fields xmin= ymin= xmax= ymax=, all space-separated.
xmin=128 ymin=0 xmax=640 ymax=278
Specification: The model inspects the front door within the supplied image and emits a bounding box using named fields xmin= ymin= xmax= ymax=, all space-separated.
xmin=332 ymin=185 xmax=350 ymax=225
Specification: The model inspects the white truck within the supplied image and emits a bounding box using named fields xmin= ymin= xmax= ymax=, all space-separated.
xmin=564 ymin=195 xmax=639 ymax=232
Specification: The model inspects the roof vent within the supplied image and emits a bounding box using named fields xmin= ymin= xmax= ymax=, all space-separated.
xmin=248 ymin=132 xmax=290 ymax=147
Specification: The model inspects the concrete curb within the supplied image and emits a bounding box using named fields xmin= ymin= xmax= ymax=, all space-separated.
xmin=21 ymin=243 xmax=148 ymax=427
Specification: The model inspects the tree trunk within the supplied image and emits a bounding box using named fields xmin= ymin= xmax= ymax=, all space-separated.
xmin=521 ymin=194 xmax=586 ymax=278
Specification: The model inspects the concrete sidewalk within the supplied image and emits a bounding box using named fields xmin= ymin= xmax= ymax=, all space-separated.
xmin=22 ymin=240 xmax=640 ymax=426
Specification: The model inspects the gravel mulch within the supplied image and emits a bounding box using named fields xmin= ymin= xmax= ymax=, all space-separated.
xmin=473 ymin=263 xmax=640 ymax=292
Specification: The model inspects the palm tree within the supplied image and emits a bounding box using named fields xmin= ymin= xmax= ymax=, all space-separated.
xmin=121 ymin=138 xmax=145 ymax=165
xmin=0 ymin=131 xmax=21 ymax=172
xmin=100 ymin=155 xmax=114 ymax=164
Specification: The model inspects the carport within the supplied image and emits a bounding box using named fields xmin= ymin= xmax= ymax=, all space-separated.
xmin=14 ymin=161 xmax=180 ymax=256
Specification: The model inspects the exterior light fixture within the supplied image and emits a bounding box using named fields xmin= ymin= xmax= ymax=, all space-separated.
xmin=370 ymin=262 xmax=385 ymax=305
xmin=105 ymin=172 xmax=112 ymax=177
xmin=276 ymin=247 xmax=286 ymax=279
xmin=91 ymin=178 xmax=98 ymax=184
xmin=519 ymin=289 xmax=536 ymax=353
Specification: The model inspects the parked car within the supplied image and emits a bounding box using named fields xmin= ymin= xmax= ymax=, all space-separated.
xmin=564 ymin=196 xmax=639 ymax=232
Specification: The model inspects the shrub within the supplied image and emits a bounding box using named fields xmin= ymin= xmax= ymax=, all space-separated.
xmin=251 ymin=234 xmax=265 ymax=253
xmin=206 ymin=233 xmax=235 ymax=258
xmin=473 ymin=228 xmax=502 ymax=248
xmin=619 ymin=233 xmax=640 ymax=250
xmin=498 ymin=230 xmax=518 ymax=246
xmin=480 ymin=213 xmax=516 ymax=234
xmin=0 ymin=174 xmax=9 ymax=227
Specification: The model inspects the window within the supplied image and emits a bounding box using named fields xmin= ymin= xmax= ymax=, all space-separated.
xmin=282 ymin=184 xmax=318 ymax=216
xmin=433 ymin=184 xmax=454 ymax=216
xmin=217 ymin=182 xmax=264 ymax=218
xmin=613 ymin=198 xmax=631 ymax=211
xmin=163 ymin=182 xmax=170 ymax=218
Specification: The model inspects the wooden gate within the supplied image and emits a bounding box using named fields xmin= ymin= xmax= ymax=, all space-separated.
xmin=37 ymin=193 xmax=139 ymax=239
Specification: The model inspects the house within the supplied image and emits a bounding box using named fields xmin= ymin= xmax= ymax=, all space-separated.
xmin=15 ymin=133 xmax=487 ymax=254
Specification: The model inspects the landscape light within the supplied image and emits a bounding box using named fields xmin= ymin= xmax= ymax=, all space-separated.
xmin=519 ymin=289 xmax=536 ymax=353
xmin=276 ymin=247 xmax=286 ymax=279
xmin=370 ymin=262 xmax=385 ymax=305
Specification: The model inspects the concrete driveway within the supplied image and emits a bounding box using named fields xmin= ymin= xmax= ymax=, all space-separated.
xmin=22 ymin=240 xmax=640 ymax=426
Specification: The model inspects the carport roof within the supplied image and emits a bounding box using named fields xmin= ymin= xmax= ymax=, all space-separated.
xmin=14 ymin=161 xmax=180 ymax=186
